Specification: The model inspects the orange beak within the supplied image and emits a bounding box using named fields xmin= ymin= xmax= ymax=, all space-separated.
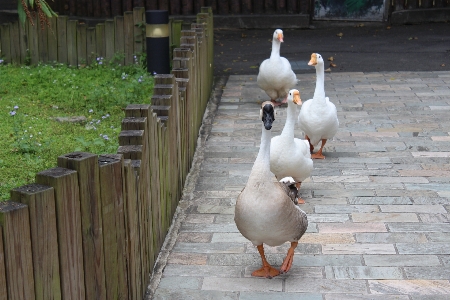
xmin=308 ymin=53 xmax=317 ymax=66
xmin=293 ymin=90 xmax=302 ymax=105
xmin=277 ymin=32 xmax=284 ymax=42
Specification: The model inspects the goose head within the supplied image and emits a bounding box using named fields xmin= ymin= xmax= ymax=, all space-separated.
xmin=287 ymin=89 xmax=302 ymax=106
xmin=273 ymin=29 xmax=284 ymax=43
xmin=260 ymin=101 xmax=275 ymax=130
xmin=308 ymin=53 xmax=323 ymax=67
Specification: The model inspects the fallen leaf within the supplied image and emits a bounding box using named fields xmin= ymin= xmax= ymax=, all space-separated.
xmin=442 ymin=64 xmax=446 ymax=67
xmin=330 ymin=63 xmax=337 ymax=67
xmin=413 ymin=37 xmax=418 ymax=40
xmin=328 ymin=56 xmax=334 ymax=61
xmin=408 ymin=37 xmax=413 ymax=40
xmin=224 ymin=68 xmax=232 ymax=72
xmin=325 ymin=68 xmax=331 ymax=72
xmin=241 ymin=33 xmax=247 ymax=38
xmin=355 ymin=23 xmax=364 ymax=27
xmin=386 ymin=26 xmax=391 ymax=30
xmin=337 ymin=32 xmax=344 ymax=37
xmin=390 ymin=77 xmax=396 ymax=80
xmin=250 ymin=66 xmax=259 ymax=69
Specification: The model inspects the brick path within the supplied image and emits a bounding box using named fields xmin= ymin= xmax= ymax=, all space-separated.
xmin=147 ymin=71 xmax=450 ymax=299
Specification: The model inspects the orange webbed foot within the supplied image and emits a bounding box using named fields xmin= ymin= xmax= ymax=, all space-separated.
xmin=280 ymin=242 xmax=298 ymax=274
xmin=252 ymin=265 xmax=280 ymax=279
xmin=297 ymin=197 xmax=306 ymax=204
xmin=311 ymin=153 xmax=325 ymax=159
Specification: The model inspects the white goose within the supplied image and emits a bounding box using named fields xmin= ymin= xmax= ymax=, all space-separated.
xmin=257 ymin=29 xmax=298 ymax=106
xmin=235 ymin=101 xmax=308 ymax=278
xmin=270 ymin=89 xmax=313 ymax=204
xmin=298 ymin=53 xmax=339 ymax=159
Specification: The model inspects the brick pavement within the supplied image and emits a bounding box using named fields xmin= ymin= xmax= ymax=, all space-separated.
xmin=147 ymin=71 xmax=450 ymax=299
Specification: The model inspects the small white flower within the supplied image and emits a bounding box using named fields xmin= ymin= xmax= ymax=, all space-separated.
xmin=14 ymin=105 xmax=19 ymax=110
xmin=89 ymin=109 xmax=94 ymax=113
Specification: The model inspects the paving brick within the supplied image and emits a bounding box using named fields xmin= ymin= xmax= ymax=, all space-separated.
xmin=173 ymin=242 xmax=246 ymax=254
xmin=363 ymin=255 xmax=441 ymax=266
xmin=325 ymin=294 xmax=410 ymax=300
xmin=168 ymin=253 xmax=208 ymax=265
xmin=352 ymin=212 xmax=419 ymax=223
xmin=388 ymin=223 xmax=450 ymax=232
xmin=157 ymin=276 xmax=202 ymax=290
xmin=202 ymin=277 xmax=283 ymax=292
xmin=163 ymin=265 xmax=243 ymax=277
xmin=330 ymin=266 xmax=404 ymax=279
xmin=349 ymin=197 xmax=412 ymax=205
xmin=315 ymin=205 xmax=379 ymax=213
xmin=153 ymin=288 xmax=238 ymax=300
xmin=240 ymin=291 xmax=323 ymax=300
xmin=405 ymin=267 xmax=450 ymax=280
xmin=285 ymin=278 xmax=367 ymax=293
xmin=300 ymin=233 xmax=355 ymax=244
xmin=177 ymin=233 xmax=213 ymax=243
xmin=368 ymin=280 xmax=450 ymax=295
xmin=319 ymin=223 xmax=387 ymax=233
xmin=322 ymin=244 xmax=396 ymax=255
xmin=380 ymin=205 xmax=447 ymax=213
xmin=396 ymin=243 xmax=450 ymax=254
xmin=355 ymin=233 xmax=428 ymax=244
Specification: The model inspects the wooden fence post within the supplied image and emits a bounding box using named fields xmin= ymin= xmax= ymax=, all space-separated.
xmin=124 ymin=11 xmax=135 ymax=65
xmin=57 ymin=152 xmax=106 ymax=300
xmin=10 ymin=22 xmax=21 ymax=64
xmin=0 ymin=229 xmax=6 ymax=300
xmin=98 ymin=154 xmax=129 ymax=300
xmin=10 ymin=184 xmax=62 ymax=300
xmin=133 ymin=7 xmax=146 ymax=59
xmin=67 ymin=20 xmax=78 ymax=66
xmin=115 ymin=16 xmax=125 ymax=65
xmin=76 ymin=23 xmax=88 ymax=66
xmin=0 ymin=202 xmax=35 ymax=299
xmin=0 ymin=24 xmax=11 ymax=64
xmin=57 ymin=16 xmax=69 ymax=65
xmin=36 ymin=167 xmax=85 ymax=299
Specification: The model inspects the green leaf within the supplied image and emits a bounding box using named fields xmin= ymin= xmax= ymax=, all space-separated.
xmin=17 ymin=2 xmax=27 ymax=25
xmin=39 ymin=1 xmax=53 ymax=18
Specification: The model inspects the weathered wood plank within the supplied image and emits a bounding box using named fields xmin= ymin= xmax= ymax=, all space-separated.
xmin=10 ymin=184 xmax=62 ymax=300
xmin=111 ymin=0 xmax=122 ymax=16
xmin=35 ymin=167 xmax=85 ymax=299
xmin=218 ymin=0 xmax=229 ymax=14
xmin=287 ymin=0 xmax=298 ymax=13
xmin=95 ymin=23 xmax=106 ymax=59
xmin=181 ymin=0 xmax=194 ymax=14
xmin=9 ymin=22 xmax=21 ymax=64
xmin=76 ymin=23 xmax=87 ymax=66
xmin=47 ymin=18 xmax=58 ymax=62
xmin=0 ymin=202 xmax=35 ymax=299
xmin=105 ymin=20 xmax=115 ymax=62
xmin=67 ymin=20 xmax=78 ymax=66
xmin=170 ymin=0 xmax=181 ymax=14
xmin=133 ymin=7 xmax=146 ymax=57
xmin=0 ymin=229 xmax=6 ymax=300
xmin=115 ymin=16 xmax=125 ymax=65
xmin=18 ymin=20 xmax=28 ymax=64
xmin=124 ymin=11 xmax=134 ymax=65
xmin=123 ymin=159 xmax=142 ymax=300
xmin=38 ymin=24 xmax=50 ymax=63
xmin=57 ymin=16 xmax=68 ymax=64
xmin=1 ymin=24 xmax=12 ymax=63
xmin=86 ymin=27 xmax=97 ymax=64
xmin=242 ymin=0 xmax=252 ymax=13
xmin=98 ymin=154 xmax=128 ymax=300
xmin=57 ymin=152 xmax=106 ymax=300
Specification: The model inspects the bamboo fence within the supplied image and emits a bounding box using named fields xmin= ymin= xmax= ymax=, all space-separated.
xmin=0 ymin=7 xmax=213 ymax=300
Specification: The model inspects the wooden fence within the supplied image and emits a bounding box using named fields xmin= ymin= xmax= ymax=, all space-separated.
xmin=0 ymin=6 xmax=187 ymax=67
xmin=0 ymin=7 xmax=213 ymax=300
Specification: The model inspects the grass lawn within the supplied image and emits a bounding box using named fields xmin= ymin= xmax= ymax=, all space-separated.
xmin=0 ymin=59 xmax=154 ymax=201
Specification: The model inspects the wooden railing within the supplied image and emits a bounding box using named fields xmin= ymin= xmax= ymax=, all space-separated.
xmin=0 ymin=7 xmax=213 ymax=300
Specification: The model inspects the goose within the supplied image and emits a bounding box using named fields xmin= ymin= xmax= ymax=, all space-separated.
xmin=257 ymin=29 xmax=298 ymax=107
xmin=234 ymin=101 xmax=308 ymax=278
xmin=270 ymin=89 xmax=313 ymax=204
xmin=298 ymin=53 xmax=339 ymax=159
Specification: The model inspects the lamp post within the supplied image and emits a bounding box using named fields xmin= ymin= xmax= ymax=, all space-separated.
xmin=145 ymin=10 xmax=170 ymax=75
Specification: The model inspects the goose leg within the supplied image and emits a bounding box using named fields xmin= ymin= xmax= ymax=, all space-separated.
xmin=280 ymin=241 xmax=298 ymax=274
xmin=252 ymin=245 xmax=280 ymax=279
xmin=295 ymin=182 xmax=305 ymax=204
xmin=311 ymin=139 xmax=327 ymax=159
xmin=305 ymin=135 xmax=314 ymax=154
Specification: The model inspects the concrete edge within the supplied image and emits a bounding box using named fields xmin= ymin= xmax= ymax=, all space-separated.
xmin=390 ymin=7 xmax=450 ymax=25
xmin=144 ymin=75 xmax=228 ymax=299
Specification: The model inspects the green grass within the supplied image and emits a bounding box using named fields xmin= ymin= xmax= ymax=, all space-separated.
xmin=0 ymin=58 xmax=154 ymax=201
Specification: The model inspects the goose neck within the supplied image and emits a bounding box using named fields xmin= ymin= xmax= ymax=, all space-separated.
xmin=281 ymin=102 xmax=296 ymax=139
xmin=313 ymin=64 xmax=326 ymax=101
xmin=249 ymin=124 xmax=273 ymax=183
xmin=270 ymin=40 xmax=281 ymax=59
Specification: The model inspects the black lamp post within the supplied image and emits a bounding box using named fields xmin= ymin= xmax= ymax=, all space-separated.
xmin=145 ymin=10 xmax=170 ymax=75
